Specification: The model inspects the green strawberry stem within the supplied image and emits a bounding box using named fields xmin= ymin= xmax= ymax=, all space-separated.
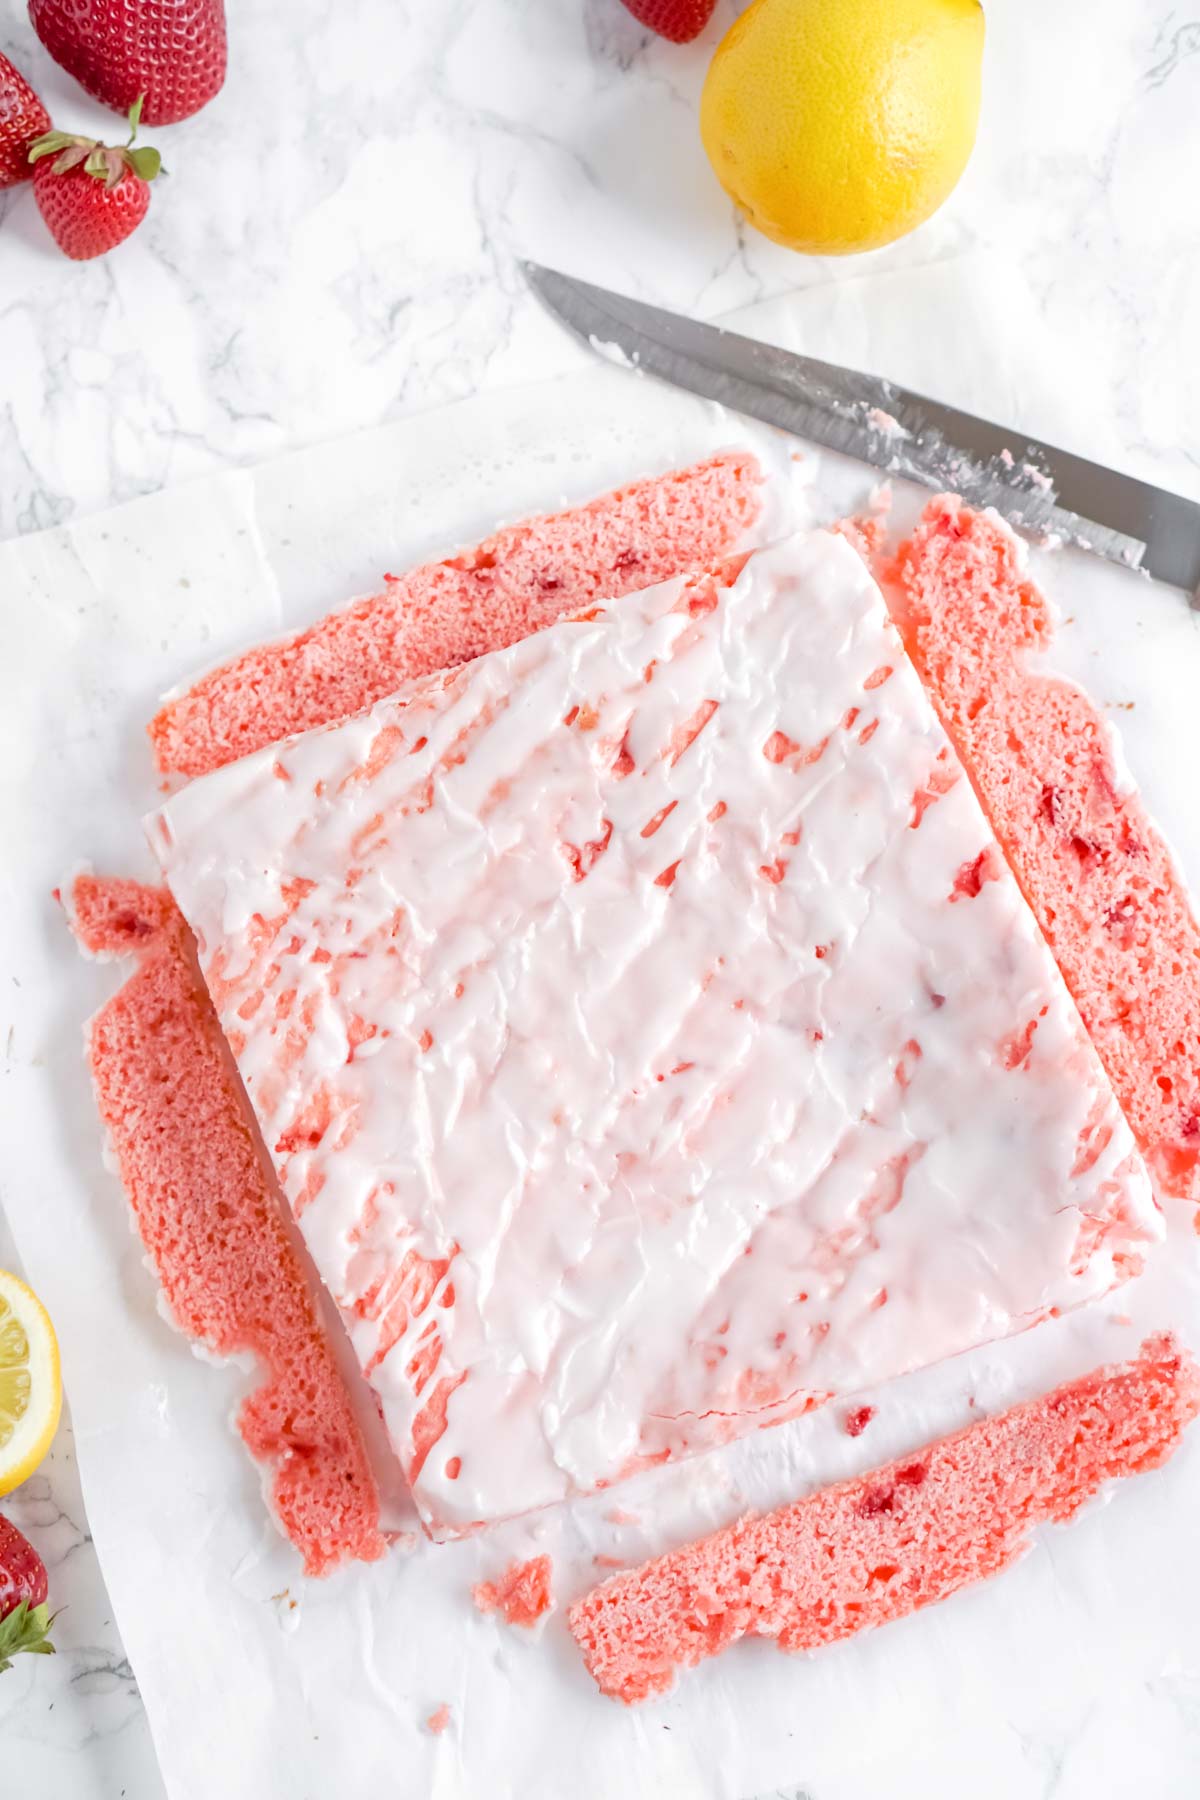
xmin=27 ymin=99 xmax=161 ymax=186
xmin=0 ymin=1600 xmax=57 ymax=1674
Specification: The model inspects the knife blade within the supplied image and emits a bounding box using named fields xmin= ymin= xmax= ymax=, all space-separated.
xmin=523 ymin=261 xmax=1200 ymax=599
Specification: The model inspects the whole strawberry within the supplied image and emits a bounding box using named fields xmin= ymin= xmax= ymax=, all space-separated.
xmin=29 ymin=0 xmax=225 ymax=125
xmin=618 ymin=0 xmax=716 ymax=43
xmin=0 ymin=50 xmax=51 ymax=189
xmin=29 ymin=99 xmax=161 ymax=260
xmin=0 ymin=1514 xmax=55 ymax=1674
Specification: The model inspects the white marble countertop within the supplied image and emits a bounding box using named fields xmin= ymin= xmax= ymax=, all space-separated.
xmin=2 ymin=1 xmax=1198 ymax=1794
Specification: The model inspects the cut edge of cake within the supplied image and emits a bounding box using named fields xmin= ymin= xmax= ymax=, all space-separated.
xmin=149 ymin=451 xmax=765 ymax=781
xmin=889 ymin=497 xmax=1200 ymax=1208
xmin=66 ymin=872 xmax=389 ymax=1577
xmin=568 ymin=1334 xmax=1200 ymax=1703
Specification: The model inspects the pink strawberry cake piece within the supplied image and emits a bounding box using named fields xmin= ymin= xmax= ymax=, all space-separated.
xmin=473 ymin=1554 xmax=554 ymax=1627
xmin=895 ymin=498 xmax=1200 ymax=1207
xmin=149 ymin=529 xmax=1159 ymax=1537
xmin=569 ymin=1334 xmax=1200 ymax=1703
xmin=149 ymin=451 xmax=764 ymax=781
xmin=68 ymin=874 xmax=387 ymax=1576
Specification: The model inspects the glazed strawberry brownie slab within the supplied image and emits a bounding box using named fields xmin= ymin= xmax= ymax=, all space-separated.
xmin=149 ymin=529 xmax=1160 ymax=1536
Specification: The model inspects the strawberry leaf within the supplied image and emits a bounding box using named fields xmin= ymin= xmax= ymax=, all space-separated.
xmin=83 ymin=147 xmax=128 ymax=189
xmin=28 ymin=111 xmax=161 ymax=191
xmin=52 ymin=145 xmax=93 ymax=175
xmin=127 ymin=146 xmax=162 ymax=182
xmin=28 ymin=131 xmax=81 ymax=165
xmin=0 ymin=1601 xmax=56 ymax=1676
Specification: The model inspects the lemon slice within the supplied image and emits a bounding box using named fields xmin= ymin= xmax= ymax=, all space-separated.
xmin=0 ymin=1269 xmax=62 ymax=1497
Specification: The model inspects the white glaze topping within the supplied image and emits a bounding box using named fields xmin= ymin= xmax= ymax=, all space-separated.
xmin=150 ymin=532 xmax=1160 ymax=1535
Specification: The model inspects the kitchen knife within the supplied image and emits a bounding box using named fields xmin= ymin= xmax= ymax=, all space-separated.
xmin=523 ymin=260 xmax=1200 ymax=600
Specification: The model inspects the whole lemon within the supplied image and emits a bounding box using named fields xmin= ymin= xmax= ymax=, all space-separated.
xmin=700 ymin=0 xmax=984 ymax=255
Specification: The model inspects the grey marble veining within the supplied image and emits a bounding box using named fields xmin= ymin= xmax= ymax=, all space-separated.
xmin=1 ymin=0 xmax=1197 ymax=547
xmin=2 ymin=1 xmax=1199 ymax=1795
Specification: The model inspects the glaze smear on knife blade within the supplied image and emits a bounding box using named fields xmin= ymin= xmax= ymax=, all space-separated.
xmin=524 ymin=261 xmax=1200 ymax=598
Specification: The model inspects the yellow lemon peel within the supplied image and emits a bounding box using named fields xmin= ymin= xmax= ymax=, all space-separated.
xmin=701 ymin=0 xmax=985 ymax=255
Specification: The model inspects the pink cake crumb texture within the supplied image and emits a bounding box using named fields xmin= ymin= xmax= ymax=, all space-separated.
xmin=896 ymin=498 xmax=1200 ymax=1207
xmin=830 ymin=512 xmax=888 ymax=564
xmin=150 ymin=452 xmax=764 ymax=780
xmin=425 ymin=1704 xmax=452 ymax=1735
xmin=69 ymin=873 xmax=387 ymax=1577
xmin=473 ymin=1555 xmax=554 ymax=1627
xmin=569 ymin=1335 xmax=1199 ymax=1703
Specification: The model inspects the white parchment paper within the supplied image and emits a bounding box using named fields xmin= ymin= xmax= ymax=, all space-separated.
xmin=4 ymin=263 xmax=1200 ymax=1800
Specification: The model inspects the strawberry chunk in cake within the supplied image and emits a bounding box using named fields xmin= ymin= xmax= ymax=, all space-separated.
xmin=149 ymin=530 xmax=1160 ymax=1536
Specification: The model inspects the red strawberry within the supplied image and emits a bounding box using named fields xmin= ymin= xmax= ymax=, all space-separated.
xmin=0 ymin=1514 xmax=55 ymax=1675
xmin=0 ymin=50 xmax=51 ymax=190
xmin=618 ymin=0 xmax=716 ymax=43
xmin=29 ymin=100 xmax=161 ymax=261
xmin=29 ymin=0 xmax=226 ymax=126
